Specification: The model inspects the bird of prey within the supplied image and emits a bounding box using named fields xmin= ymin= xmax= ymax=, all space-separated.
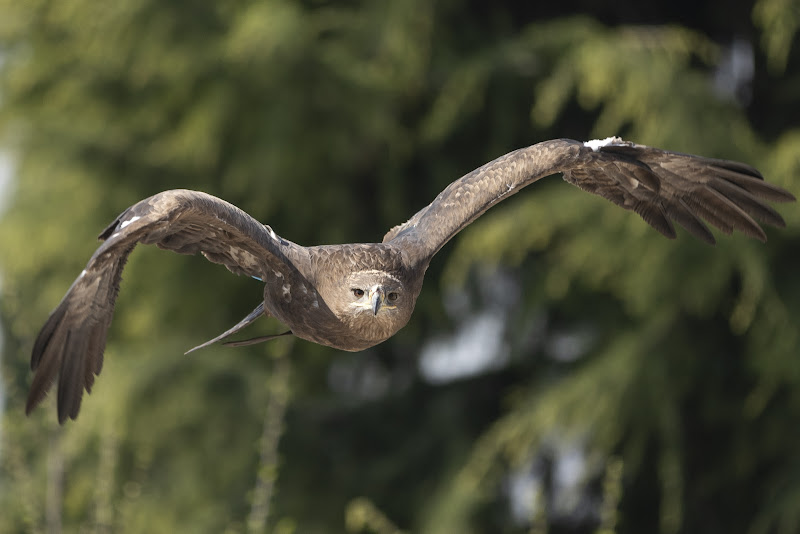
xmin=26 ymin=137 xmax=795 ymax=423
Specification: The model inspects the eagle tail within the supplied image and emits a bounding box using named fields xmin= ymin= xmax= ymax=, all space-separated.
xmin=184 ymin=302 xmax=267 ymax=354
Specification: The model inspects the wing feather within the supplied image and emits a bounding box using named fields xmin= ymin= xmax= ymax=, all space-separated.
xmin=706 ymin=179 xmax=786 ymax=227
xmin=384 ymin=138 xmax=794 ymax=270
xmin=665 ymin=200 xmax=715 ymax=244
xmin=27 ymin=189 xmax=288 ymax=423
xmin=383 ymin=139 xmax=587 ymax=264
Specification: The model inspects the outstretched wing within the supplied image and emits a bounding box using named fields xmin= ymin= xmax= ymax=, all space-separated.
xmin=28 ymin=189 xmax=290 ymax=423
xmin=384 ymin=138 xmax=794 ymax=267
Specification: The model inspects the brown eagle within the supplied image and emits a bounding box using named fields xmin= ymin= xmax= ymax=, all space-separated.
xmin=26 ymin=137 xmax=795 ymax=423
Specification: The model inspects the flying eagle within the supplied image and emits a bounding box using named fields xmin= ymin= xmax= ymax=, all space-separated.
xmin=27 ymin=137 xmax=795 ymax=423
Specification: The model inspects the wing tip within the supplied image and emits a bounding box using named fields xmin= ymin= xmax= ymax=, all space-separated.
xmin=27 ymin=263 xmax=122 ymax=423
xmin=692 ymin=228 xmax=717 ymax=246
xmin=25 ymin=386 xmax=50 ymax=417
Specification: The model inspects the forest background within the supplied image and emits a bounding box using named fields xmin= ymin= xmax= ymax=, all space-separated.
xmin=1 ymin=1 xmax=799 ymax=533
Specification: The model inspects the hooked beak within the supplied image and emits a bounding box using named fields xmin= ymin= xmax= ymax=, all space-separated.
xmin=370 ymin=288 xmax=383 ymax=316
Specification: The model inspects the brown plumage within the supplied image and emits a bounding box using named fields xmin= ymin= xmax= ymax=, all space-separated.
xmin=27 ymin=138 xmax=795 ymax=423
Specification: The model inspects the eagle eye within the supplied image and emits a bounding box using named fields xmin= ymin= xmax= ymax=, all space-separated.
xmin=387 ymin=292 xmax=399 ymax=303
xmin=352 ymin=288 xmax=365 ymax=298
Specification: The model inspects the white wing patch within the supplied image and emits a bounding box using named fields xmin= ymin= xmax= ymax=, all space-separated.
xmin=584 ymin=137 xmax=622 ymax=151
xmin=119 ymin=215 xmax=141 ymax=229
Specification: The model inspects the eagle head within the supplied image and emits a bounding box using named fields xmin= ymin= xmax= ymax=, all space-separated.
xmin=329 ymin=269 xmax=414 ymax=345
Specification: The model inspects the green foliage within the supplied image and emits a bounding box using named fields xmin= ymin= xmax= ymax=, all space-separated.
xmin=1 ymin=1 xmax=799 ymax=533
xmin=753 ymin=0 xmax=800 ymax=73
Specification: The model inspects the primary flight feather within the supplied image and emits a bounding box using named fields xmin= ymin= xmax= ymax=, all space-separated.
xmin=27 ymin=137 xmax=795 ymax=423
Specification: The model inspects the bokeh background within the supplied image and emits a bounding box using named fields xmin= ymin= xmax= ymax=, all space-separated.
xmin=1 ymin=1 xmax=799 ymax=533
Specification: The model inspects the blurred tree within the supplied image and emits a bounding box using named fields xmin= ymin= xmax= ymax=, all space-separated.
xmin=0 ymin=0 xmax=798 ymax=533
